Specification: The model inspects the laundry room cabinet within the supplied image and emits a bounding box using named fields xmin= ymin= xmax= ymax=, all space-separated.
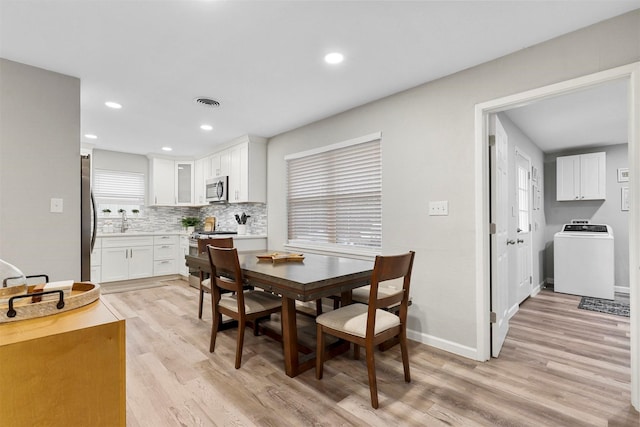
xmin=556 ymin=152 xmax=606 ymax=201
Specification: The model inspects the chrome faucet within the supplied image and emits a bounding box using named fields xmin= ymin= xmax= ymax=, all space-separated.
xmin=120 ymin=210 xmax=129 ymax=233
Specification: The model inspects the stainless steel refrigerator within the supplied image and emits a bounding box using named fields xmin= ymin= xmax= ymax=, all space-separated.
xmin=81 ymin=154 xmax=97 ymax=281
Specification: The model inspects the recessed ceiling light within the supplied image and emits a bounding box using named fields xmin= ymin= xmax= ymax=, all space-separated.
xmin=84 ymin=134 xmax=98 ymax=139
xmin=200 ymin=124 xmax=213 ymax=131
xmin=105 ymin=101 xmax=122 ymax=109
xmin=162 ymin=147 xmax=173 ymax=152
xmin=324 ymin=52 xmax=344 ymax=65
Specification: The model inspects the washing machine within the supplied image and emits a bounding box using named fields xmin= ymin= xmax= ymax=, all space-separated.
xmin=554 ymin=223 xmax=614 ymax=299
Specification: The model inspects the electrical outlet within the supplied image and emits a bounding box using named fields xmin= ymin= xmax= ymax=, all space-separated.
xmin=50 ymin=198 xmax=63 ymax=213
xmin=428 ymin=200 xmax=448 ymax=216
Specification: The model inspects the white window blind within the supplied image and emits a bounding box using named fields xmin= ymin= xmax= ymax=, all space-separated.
xmin=94 ymin=169 xmax=145 ymax=204
xmin=286 ymin=134 xmax=381 ymax=250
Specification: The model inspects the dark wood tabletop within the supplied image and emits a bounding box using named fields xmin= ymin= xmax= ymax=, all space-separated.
xmin=185 ymin=250 xmax=374 ymax=302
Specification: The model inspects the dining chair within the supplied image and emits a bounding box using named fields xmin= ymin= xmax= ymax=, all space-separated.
xmin=206 ymin=246 xmax=282 ymax=369
xmin=197 ymin=237 xmax=234 ymax=319
xmin=315 ymin=251 xmax=415 ymax=408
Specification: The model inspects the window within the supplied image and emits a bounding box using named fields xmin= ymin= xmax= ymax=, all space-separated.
xmin=286 ymin=133 xmax=382 ymax=252
xmin=94 ymin=169 xmax=145 ymax=216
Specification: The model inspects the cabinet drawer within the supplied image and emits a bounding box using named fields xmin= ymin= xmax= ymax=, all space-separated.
xmin=154 ymin=259 xmax=176 ymax=276
xmin=102 ymin=236 xmax=154 ymax=248
xmin=153 ymin=235 xmax=178 ymax=245
xmin=154 ymin=244 xmax=176 ymax=260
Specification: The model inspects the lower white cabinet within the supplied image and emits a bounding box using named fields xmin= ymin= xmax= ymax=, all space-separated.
xmin=90 ymin=238 xmax=102 ymax=283
xmin=101 ymin=236 xmax=154 ymax=282
xmin=153 ymin=235 xmax=178 ymax=276
xmin=179 ymin=235 xmax=190 ymax=277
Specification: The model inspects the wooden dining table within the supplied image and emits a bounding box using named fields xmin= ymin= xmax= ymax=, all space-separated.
xmin=185 ymin=250 xmax=373 ymax=377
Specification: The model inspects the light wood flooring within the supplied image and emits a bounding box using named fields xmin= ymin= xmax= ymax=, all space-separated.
xmin=103 ymin=280 xmax=639 ymax=426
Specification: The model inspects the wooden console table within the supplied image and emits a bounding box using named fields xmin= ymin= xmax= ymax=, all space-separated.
xmin=0 ymin=298 xmax=125 ymax=426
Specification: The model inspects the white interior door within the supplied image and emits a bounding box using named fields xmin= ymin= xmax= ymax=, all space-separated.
xmin=490 ymin=115 xmax=509 ymax=357
xmin=515 ymin=149 xmax=532 ymax=304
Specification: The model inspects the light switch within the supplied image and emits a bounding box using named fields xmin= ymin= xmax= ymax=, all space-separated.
xmin=50 ymin=198 xmax=63 ymax=213
xmin=428 ymin=200 xmax=448 ymax=216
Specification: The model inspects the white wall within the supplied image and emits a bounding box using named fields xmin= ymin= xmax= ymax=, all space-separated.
xmin=267 ymin=10 xmax=640 ymax=353
xmin=0 ymin=59 xmax=81 ymax=280
xmin=544 ymin=144 xmax=630 ymax=289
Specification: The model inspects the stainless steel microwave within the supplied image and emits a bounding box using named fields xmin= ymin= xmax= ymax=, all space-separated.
xmin=205 ymin=176 xmax=228 ymax=203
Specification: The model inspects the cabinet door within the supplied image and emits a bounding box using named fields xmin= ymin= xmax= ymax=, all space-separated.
xmin=151 ymin=158 xmax=175 ymax=205
xmin=556 ymin=155 xmax=581 ymax=201
xmin=129 ymin=246 xmax=154 ymax=279
xmin=175 ymin=161 xmax=194 ymax=205
xmin=229 ymin=144 xmax=244 ymax=202
xmin=219 ymin=149 xmax=231 ymax=176
xmin=179 ymin=237 xmax=189 ymax=277
xmin=90 ymin=266 xmax=101 ymax=283
xmin=194 ymin=158 xmax=205 ymax=205
xmin=209 ymin=154 xmax=221 ymax=178
xmin=101 ymin=247 xmax=129 ymax=282
xmin=580 ymin=152 xmax=606 ymax=200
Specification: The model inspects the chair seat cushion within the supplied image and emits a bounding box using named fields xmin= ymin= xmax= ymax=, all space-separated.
xmin=219 ymin=290 xmax=281 ymax=314
xmin=316 ymin=303 xmax=400 ymax=338
xmin=351 ymin=283 xmax=403 ymax=304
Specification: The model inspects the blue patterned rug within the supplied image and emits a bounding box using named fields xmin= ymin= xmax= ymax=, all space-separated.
xmin=578 ymin=297 xmax=630 ymax=317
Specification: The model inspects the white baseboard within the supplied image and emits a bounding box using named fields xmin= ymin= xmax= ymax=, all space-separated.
xmin=407 ymin=329 xmax=480 ymax=360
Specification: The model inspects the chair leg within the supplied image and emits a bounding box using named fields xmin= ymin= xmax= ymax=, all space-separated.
xmin=198 ymin=289 xmax=204 ymax=319
xmin=365 ymin=343 xmax=379 ymax=409
xmin=354 ymin=344 xmax=360 ymax=360
xmin=316 ymin=324 xmax=325 ymax=379
xmin=315 ymin=299 xmax=323 ymax=316
xmin=400 ymin=328 xmax=411 ymax=383
xmin=235 ymin=319 xmax=245 ymax=369
xmin=210 ymin=312 xmax=221 ymax=353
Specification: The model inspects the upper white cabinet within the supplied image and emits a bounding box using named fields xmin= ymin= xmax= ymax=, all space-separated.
xmin=149 ymin=157 xmax=197 ymax=206
xmin=228 ymin=136 xmax=267 ymax=203
xmin=175 ymin=161 xmax=194 ymax=205
xmin=149 ymin=157 xmax=175 ymax=205
xmin=194 ymin=158 xmax=206 ymax=205
xmin=556 ymin=152 xmax=606 ymax=201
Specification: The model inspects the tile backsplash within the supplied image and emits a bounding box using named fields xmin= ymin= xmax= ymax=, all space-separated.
xmin=97 ymin=203 xmax=267 ymax=235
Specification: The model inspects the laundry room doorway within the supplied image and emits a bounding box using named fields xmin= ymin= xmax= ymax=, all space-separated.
xmin=475 ymin=63 xmax=640 ymax=409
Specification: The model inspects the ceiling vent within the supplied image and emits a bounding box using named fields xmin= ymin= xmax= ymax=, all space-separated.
xmin=194 ymin=97 xmax=220 ymax=108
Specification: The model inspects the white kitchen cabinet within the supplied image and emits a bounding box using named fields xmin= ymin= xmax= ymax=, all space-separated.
xmin=153 ymin=235 xmax=178 ymax=276
xmin=149 ymin=157 xmax=197 ymax=206
xmin=228 ymin=136 xmax=267 ymax=203
xmin=194 ymin=158 xmax=206 ymax=205
xmin=234 ymin=237 xmax=267 ymax=251
xmin=179 ymin=235 xmax=190 ymax=277
xmin=175 ymin=161 xmax=194 ymax=205
xmin=101 ymin=236 xmax=154 ymax=282
xmin=149 ymin=157 xmax=175 ymax=205
xmin=90 ymin=237 xmax=102 ymax=283
xmin=556 ymin=152 xmax=606 ymax=201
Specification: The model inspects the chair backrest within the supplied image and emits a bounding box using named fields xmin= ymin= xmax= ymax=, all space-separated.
xmin=198 ymin=237 xmax=234 ymax=254
xmin=206 ymin=246 xmax=245 ymax=302
xmin=366 ymin=251 xmax=415 ymax=334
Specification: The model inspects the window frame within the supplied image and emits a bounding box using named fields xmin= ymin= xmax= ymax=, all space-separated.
xmin=284 ymin=132 xmax=382 ymax=259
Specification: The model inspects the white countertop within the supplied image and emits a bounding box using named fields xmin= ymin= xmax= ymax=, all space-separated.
xmin=96 ymin=231 xmax=267 ymax=239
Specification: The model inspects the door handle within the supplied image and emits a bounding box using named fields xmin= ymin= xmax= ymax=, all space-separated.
xmin=507 ymin=239 xmax=516 ymax=245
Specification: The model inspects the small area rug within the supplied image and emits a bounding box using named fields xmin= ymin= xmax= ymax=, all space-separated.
xmin=578 ymin=297 xmax=630 ymax=317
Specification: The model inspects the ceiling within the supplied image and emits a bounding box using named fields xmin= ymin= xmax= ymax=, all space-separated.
xmin=504 ymin=78 xmax=629 ymax=153
xmin=1 ymin=1 xmax=637 ymax=157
